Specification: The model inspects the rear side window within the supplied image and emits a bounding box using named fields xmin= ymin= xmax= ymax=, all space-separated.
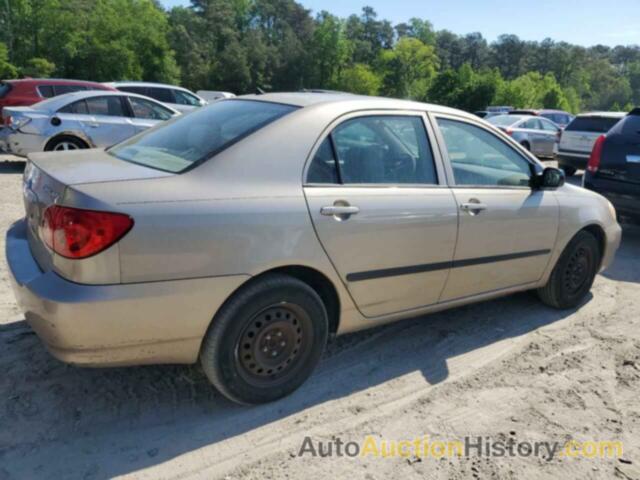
xmin=59 ymin=99 xmax=90 ymax=114
xmin=566 ymin=117 xmax=622 ymax=133
xmin=324 ymin=115 xmax=438 ymax=185
xmin=109 ymin=100 xmax=298 ymax=173
xmin=38 ymin=85 xmax=55 ymax=98
xmin=0 ymin=82 xmax=11 ymax=98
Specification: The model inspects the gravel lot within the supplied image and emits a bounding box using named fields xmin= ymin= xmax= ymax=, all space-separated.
xmin=0 ymin=155 xmax=638 ymax=480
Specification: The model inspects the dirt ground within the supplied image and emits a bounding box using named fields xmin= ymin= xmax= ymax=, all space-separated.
xmin=0 ymin=155 xmax=638 ymax=480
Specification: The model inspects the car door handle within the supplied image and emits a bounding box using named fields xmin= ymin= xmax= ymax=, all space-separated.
xmin=321 ymin=205 xmax=360 ymax=216
xmin=460 ymin=201 xmax=488 ymax=214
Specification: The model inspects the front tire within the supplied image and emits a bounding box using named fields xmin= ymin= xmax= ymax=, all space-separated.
xmin=200 ymin=274 xmax=329 ymax=405
xmin=537 ymin=231 xmax=601 ymax=309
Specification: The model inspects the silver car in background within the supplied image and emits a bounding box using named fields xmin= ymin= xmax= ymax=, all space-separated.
xmin=487 ymin=114 xmax=561 ymax=158
xmin=7 ymin=93 xmax=621 ymax=405
xmin=1 ymin=91 xmax=179 ymax=156
xmin=105 ymin=81 xmax=207 ymax=113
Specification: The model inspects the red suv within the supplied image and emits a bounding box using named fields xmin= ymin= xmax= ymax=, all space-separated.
xmin=0 ymin=78 xmax=116 ymax=123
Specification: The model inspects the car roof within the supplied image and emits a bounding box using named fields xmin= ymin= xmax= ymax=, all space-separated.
xmin=238 ymin=92 xmax=473 ymax=117
xmin=30 ymin=90 xmax=180 ymax=113
xmin=105 ymin=81 xmax=195 ymax=93
xmin=575 ymin=111 xmax=627 ymax=118
xmin=4 ymin=78 xmax=109 ymax=86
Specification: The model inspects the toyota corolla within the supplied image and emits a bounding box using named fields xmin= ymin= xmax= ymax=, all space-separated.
xmin=6 ymin=93 xmax=622 ymax=404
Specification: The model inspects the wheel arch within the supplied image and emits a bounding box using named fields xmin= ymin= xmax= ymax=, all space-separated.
xmin=254 ymin=265 xmax=341 ymax=336
xmin=581 ymin=223 xmax=606 ymax=268
xmin=44 ymin=132 xmax=92 ymax=150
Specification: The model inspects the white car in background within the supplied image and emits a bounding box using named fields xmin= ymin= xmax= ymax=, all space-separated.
xmin=557 ymin=112 xmax=626 ymax=176
xmin=1 ymin=90 xmax=179 ymax=156
xmin=197 ymin=90 xmax=235 ymax=102
xmin=105 ymin=82 xmax=207 ymax=113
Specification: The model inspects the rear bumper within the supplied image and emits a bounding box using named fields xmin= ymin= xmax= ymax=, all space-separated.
xmin=3 ymin=130 xmax=43 ymax=157
xmin=6 ymin=219 xmax=249 ymax=366
xmin=557 ymin=152 xmax=589 ymax=170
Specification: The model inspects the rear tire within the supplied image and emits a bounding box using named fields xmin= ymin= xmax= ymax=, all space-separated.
xmin=537 ymin=231 xmax=600 ymax=309
xmin=200 ymin=274 xmax=329 ymax=405
xmin=560 ymin=165 xmax=577 ymax=176
xmin=45 ymin=136 xmax=88 ymax=152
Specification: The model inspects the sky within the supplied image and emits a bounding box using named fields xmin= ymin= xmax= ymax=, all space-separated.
xmin=160 ymin=0 xmax=640 ymax=47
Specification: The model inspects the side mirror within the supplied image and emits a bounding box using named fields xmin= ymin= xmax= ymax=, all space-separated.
xmin=50 ymin=117 xmax=61 ymax=127
xmin=533 ymin=167 xmax=565 ymax=189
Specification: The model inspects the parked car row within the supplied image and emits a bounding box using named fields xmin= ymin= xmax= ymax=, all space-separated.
xmin=486 ymin=114 xmax=561 ymax=158
xmin=0 ymin=77 xmax=235 ymax=157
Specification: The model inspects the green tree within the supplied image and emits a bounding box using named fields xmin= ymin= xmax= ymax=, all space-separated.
xmin=336 ymin=63 xmax=381 ymax=95
xmin=379 ymin=37 xmax=438 ymax=100
xmin=0 ymin=42 xmax=18 ymax=77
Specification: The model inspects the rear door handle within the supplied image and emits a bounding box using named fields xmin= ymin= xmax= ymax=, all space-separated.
xmin=321 ymin=205 xmax=360 ymax=216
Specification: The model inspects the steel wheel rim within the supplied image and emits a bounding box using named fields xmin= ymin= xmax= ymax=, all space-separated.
xmin=53 ymin=142 xmax=78 ymax=151
xmin=235 ymin=303 xmax=312 ymax=387
xmin=564 ymin=246 xmax=592 ymax=295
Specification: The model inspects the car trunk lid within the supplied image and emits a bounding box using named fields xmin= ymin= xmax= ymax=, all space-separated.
xmin=23 ymin=150 xmax=173 ymax=271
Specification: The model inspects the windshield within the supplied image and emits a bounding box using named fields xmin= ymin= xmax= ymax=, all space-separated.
xmin=488 ymin=115 xmax=523 ymax=127
xmin=109 ymin=99 xmax=298 ymax=173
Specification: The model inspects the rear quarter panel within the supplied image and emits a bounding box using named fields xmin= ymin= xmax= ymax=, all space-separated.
xmin=71 ymin=105 xmax=367 ymax=333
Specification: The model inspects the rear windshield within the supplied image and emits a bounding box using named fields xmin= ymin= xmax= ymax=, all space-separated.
xmin=0 ymin=82 xmax=12 ymax=98
xmin=109 ymin=99 xmax=298 ymax=173
xmin=565 ymin=116 xmax=622 ymax=133
xmin=488 ymin=115 xmax=523 ymax=126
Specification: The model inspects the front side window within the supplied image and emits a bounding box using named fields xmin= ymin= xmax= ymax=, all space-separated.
xmin=54 ymin=85 xmax=87 ymax=95
xmin=329 ymin=115 xmax=438 ymax=184
xmin=148 ymin=87 xmax=175 ymax=103
xmin=38 ymin=85 xmax=55 ymax=98
xmin=307 ymin=138 xmax=339 ymax=184
xmin=118 ymin=86 xmax=148 ymax=96
xmin=522 ymin=118 xmax=542 ymax=130
xmin=84 ymin=96 xmax=125 ymax=117
xmin=109 ymin=99 xmax=298 ymax=173
xmin=129 ymin=96 xmax=174 ymax=120
xmin=437 ymin=118 xmax=532 ymax=187
xmin=540 ymin=119 xmax=559 ymax=132
xmin=174 ymin=90 xmax=201 ymax=106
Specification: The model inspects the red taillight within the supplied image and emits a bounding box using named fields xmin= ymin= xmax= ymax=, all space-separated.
xmin=40 ymin=205 xmax=133 ymax=259
xmin=587 ymin=134 xmax=606 ymax=173
xmin=505 ymin=127 xmax=514 ymax=136
xmin=4 ymin=115 xmax=11 ymax=126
